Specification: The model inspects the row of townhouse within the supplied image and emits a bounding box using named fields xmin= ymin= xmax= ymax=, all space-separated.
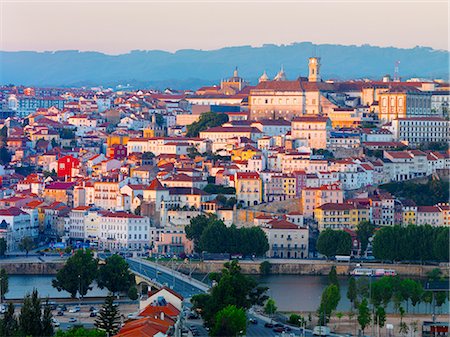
xmin=314 ymin=199 xmax=450 ymax=231
xmin=65 ymin=207 xmax=158 ymax=251
xmin=383 ymin=150 xmax=449 ymax=181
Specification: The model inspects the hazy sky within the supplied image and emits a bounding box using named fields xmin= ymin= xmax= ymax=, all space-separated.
xmin=1 ymin=0 xmax=449 ymax=54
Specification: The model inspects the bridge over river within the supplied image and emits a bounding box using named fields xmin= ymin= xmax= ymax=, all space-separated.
xmin=126 ymin=258 xmax=210 ymax=299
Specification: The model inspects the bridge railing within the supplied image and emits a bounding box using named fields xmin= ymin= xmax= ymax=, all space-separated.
xmin=128 ymin=258 xmax=210 ymax=292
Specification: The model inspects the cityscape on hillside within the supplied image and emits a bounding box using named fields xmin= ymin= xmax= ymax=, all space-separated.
xmin=0 ymin=1 xmax=449 ymax=337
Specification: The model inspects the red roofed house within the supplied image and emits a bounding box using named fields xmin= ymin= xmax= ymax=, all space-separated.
xmin=57 ymin=155 xmax=81 ymax=178
xmin=235 ymin=172 xmax=262 ymax=207
xmin=118 ymin=287 xmax=184 ymax=337
xmin=261 ymin=218 xmax=309 ymax=259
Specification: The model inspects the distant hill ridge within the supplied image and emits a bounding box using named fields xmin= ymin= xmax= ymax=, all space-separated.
xmin=1 ymin=42 xmax=448 ymax=89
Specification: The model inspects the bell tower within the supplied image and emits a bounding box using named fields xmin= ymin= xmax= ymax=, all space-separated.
xmin=308 ymin=57 xmax=321 ymax=82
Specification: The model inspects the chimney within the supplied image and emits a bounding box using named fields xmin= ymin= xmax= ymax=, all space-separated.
xmin=160 ymin=312 xmax=165 ymax=321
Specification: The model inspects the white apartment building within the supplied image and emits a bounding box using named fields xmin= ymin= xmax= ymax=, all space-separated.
xmin=0 ymin=207 xmax=36 ymax=252
xmin=98 ymin=212 xmax=153 ymax=251
xmin=390 ymin=117 xmax=449 ymax=145
xmin=261 ymin=219 xmax=309 ymax=259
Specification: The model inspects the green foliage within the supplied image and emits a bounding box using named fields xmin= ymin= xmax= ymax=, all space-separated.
xmin=264 ymin=298 xmax=277 ymax=316
xmin=187 ymin=146 xmax=201 ymax=159
xmin=435 ymin=291 xmax=448 ymax=307
xmin=375 ymin=306 xmax=386 ymax=327
xmin=381 ymin=177 xmax=449 ymax=206
xmin=216 ymin=195 xmax=237 ymax=208
xmin=0 ymin=269 xmax=9 ymax=300
xmin=94 ymin=295 xmax=121 ymax=336
xmin=0 ymin=238 xmax=6 ymax=256
xmin=372 ymin=225 xmax=449 ymax=262
xmin=191 ymin=260 xmax=268 ymax=328
xmin=53 ymin=249 xmax=98 ymax=298
xmin=347 ymin=277 xmax=357 ymax=308
xmin=18 ymin=236 xmax=35 ymax=255
xmin=211 ymin=305 xmax=247 ymax=337
xmin=59 ymin=128 xmax=76 ymax=139
xmin=316 ymin=229 xmax=352 ymax=258
xmin=328 ymin=266 xmax=339 ymax=288
xmin=142 ymin=151 xmax=155 ymax=159
xmin=0 ymin=126 xmax=7 ymax=143
xmin=185 ymin=214 xmax=211 ymax=252
xmin=55 ymin=327 xmax=107 ymax=337
xmin=186 ymin=111 xmax=229 ymax=137
xmin=19 ymin=289 xmax=49 ymax=337
xmin=203 ymin=184 xmax=236 ymax=195
xmin=134 ymin=205 xmax=141 ymax=215
xmin=43 ymin=169 xmax=57 ymax=178
xmin=155 ymin=113 xmax=165 ymax=127
xmin=0 ymin=302 xmax=18 ymax=337
xmin=356 ymin=221 xmax=376 ymax=254
xmin=186 ymin=215 xmax=269 ymax=256
xmin=313 ymin=149 xmax=334 ymax=159
xmin=426 ymin=268 xmax=443 ymax=281
xmin=288 ymin=314 xmax=305 ymax=327
xmin=97 ymin=254 xmax=135 ymax=295
xmin=0 ymin=147 xmax=11 ymax=166
xmin=317 ymin=284 xmax=341 ymax=325
xmin=357 ymin=298 xmax=371 ymax=333
xmin=419 ymin=142 xmax=449 ymax=152
xmin=41 ymin=300 xmax=54 ymax=337
xmin=259 ymin=261 xmax=272 ymax=275
xmin=127 ymin=286 xmax=139 ymax=300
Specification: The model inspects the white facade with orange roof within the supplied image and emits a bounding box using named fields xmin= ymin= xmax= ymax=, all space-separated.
xmin=261 ymin=218 xmax=309 ymax=259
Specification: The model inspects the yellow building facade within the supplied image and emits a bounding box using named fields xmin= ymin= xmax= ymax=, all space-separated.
xmin=314 ymin=203 xmax=359 ymax=231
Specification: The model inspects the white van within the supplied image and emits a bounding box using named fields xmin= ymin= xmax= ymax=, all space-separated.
xmin=313 ymin=326 xmax=331 ymax=336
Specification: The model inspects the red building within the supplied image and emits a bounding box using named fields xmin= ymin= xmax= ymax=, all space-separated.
xmin=107 ymin=144 xmax=127 ymax=160
xmin=57 ymin=155 xmax=80 ymax=178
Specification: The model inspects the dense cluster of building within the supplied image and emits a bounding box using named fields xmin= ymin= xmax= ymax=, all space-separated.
xmin=0 ymin=57 xmax=448 ymax=259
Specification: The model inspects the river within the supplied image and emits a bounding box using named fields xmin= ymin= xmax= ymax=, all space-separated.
xmin=6 ymin=274 xmax=448 ymax=315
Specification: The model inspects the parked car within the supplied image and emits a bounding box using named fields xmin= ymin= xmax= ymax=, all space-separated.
xmin=248 ymin=318 xmax=258 ymax=324
xmin=264 ymin=323 xmax=274 ymax=328
xmin=273 ymin=327 xmax=285 ymax=333
xmin=89 ymin=306 xmax=97 ymax=312
xmin=274 ymin=323 xmax=284 ymax=328
xmin=58 ymin=305 xmax=67 ymax=312
xmin=90 ymin=312 xmax=97 ymax=317
xmin=68 ymin=317 xmax=77 ymax=323
xmin=51 ymin=318 xmax=60 ymax=327
xmin=69 ymin=306 xmax=80 ymax=313
xmin=56 ymin=311 xmax=64 ymax=316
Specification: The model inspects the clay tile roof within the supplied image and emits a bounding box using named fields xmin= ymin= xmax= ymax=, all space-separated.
xmin=0 ymin=207 xmax=27 ymax=216
xmin=148 ymin=178 xmax=166 ymax=191
xmin=385 ymin=151 xmax=413 ymax=159
xmin=417 ymin=206 xmax=441 ymax=213
xmin=317 ymin=203 xmax=354 ymax=211
xmin=267 ymin=219 xmax=302 ymax=230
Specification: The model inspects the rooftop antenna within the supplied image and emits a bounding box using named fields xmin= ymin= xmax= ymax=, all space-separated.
xmin=394 ymin=60 xmax=401 ymax=82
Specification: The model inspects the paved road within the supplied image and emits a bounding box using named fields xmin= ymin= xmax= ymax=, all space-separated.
xmin=127 ymin=259 xmax=206 ymax=299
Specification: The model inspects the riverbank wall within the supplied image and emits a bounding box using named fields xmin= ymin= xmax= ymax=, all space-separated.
xmin=165 ymin=260 xmax=448 ymax=278
xmin=0 ymin=261 xmax=64 ymax=275
xmin=0 ymin=258 xmax=446 ymax=278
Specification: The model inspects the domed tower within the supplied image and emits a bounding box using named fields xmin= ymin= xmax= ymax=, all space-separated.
xmin=273 ymin=66 xmax=286 ymax=81
xmin=308 ymin=57 xmax=321 ymax=82
xmin=259 ymin=70 xmax=269 ymax=83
